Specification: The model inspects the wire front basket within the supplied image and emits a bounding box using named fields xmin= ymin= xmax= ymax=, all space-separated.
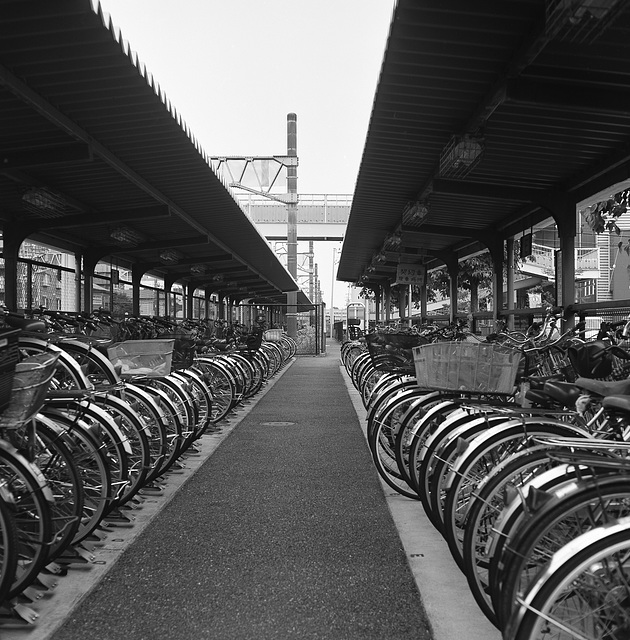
xmin=0 ymin=351 xmax=60 ymax=428
xmin=366 ymin=332 xmax=429 ymax=374
xmin=413 ymin=341 xmax=521 ymax=395
xmin=107 ymin=339 xmax=174 ymax=377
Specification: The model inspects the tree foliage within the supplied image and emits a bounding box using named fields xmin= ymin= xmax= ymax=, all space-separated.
xmin=581 ymin=189 xmax=630 ymax=252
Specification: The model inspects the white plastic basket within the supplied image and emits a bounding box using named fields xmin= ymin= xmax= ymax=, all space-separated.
xmin=264 ymin=329 xmax=283 ymax=342
xmin=107 ymin=339 xmax=174 ymax=377
xmin=413 ymin=341 xmax=521 ymax=395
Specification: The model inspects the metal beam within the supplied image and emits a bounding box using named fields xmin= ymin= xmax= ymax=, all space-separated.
xmin=401 ymin=223 xmax=487 ymax=240
xmin=506 ymin=77 xmax=630 ymax=116
xmin=431 ymin=177 xmax=550 ymax=203
xmin=34 ymin=205 xmax=171 ymax=229
xmin=0 ymin=143 xmax=92 ymax=169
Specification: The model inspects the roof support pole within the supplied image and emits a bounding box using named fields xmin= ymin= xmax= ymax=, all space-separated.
xmin=164 ymin=276 xmax=176 ymax=319
xmin=131 ymin=264 xmax=150 ymax=317
xmin=186 ymin=282 xmax=195 ymax=320
xmin=373 ymin=285 xmax=381 ymax=326
xmin=506 ymin=237 xmax=515 ymax=332
xmin=204 ymin=289 xmax=212 ymax=320
xmin=74 ymin=252 xmax=82 ymax=312
xmin=82 ymin=249 xmax=109 ymax=314
xmin=444 ymin=256 xmax=459 ymax=325
xmin=556 ymin=202 xmax=577 ymax=327
xmin=487 ymin=239 xmax=505 ymax=330
xmin=420 ymin=281 xmax=428 ymax=323
xmin=1 ymin=221 xmax=33 ymax=310
xmin=384 ymin=282 xmax=391 ymax=323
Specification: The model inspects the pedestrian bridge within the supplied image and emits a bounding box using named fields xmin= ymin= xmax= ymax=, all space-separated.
xmin=236 ymin=194 xmax=350 ymax=241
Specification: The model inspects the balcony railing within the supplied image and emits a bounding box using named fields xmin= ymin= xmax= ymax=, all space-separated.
xmin=520 ymin=243 xmax=600 ymax=279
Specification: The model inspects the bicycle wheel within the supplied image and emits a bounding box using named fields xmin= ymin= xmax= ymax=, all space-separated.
xmin=90 ymin=393 xmax=152 ymax=508
xmin=442 ymin=419 xmax=590 ymax=567
xmin=461 ymin=445 xmax=559 ymax=627
xmin=25 ymin=415 xmax=85 ymax=563
xmin=0 ymin=440 xmax=54 ymax=600
xmin=506 ymin=515 xmax=630 ymax=640
xmin=368 ymin=397 xmax=421 ymax=499
xmin=171 ymin=369 xmax=213 ymax=437
xmin=44 ymin=398 xmax=132 ymax=509
xmin=122 ymin=383 xmax=169 ymax=483
xmin=393 ymin=390 xmax=446 ymax=486
xmin=424 ymin=413 xmax=511 ymax=535
xmin=487 ymin=463 xmax=602 ymax=618
xmin=54 ymin=338 xmax=119 ymax=386
xmin=18 ymin=337 xmax=92 ymax=390
xmin=129 ymin=384 xmax=184 ymax=477
xmin=135 ymin=375 xmax=196 ymax=452
xmin=497 ymin=472 xmax=630 ymax=629
xmin=39 ymin=409 xmax=114 ymax=546
xmin=0 ymin=488 xmax=18 ymax=604
xmin=192 ymin=358 xmax=236 ymax=423
xmin=405 ymin=398 xmax=463 ymax=492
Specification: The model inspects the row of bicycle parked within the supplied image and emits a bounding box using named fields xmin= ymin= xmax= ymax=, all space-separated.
xmin=0 ymin=308 xmax=296 ymax=625
xmin=342 ymin=311 xmax=630 ymax=640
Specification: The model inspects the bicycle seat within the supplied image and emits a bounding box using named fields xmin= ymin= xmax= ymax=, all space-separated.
xmin=5 ymin=314 xmax=46 ymax=333
xmin=574 ymin=377 xmax=630 ymax=397
xmin=542 ymin=380 xmax=582 ymax=408
xmin=602 ymin=395 xmax=630 ymax=414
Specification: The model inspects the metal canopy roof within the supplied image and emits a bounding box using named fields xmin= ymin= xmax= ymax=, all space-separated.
xmin=0 ymin=0 xmax=306 ymax=306
xmin=339 ymin=0 xmax=630 ymax=286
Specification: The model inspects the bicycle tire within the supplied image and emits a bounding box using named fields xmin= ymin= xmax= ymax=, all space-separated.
xmin=460 ymin=445 xmax=559 ymax=627
xmin=0 ymin=489 xmax=18 ymax=603
xmin=441 ymin=419 xmax=591 ymax=567
xmin=496 ymin=473 xmax=630 ymax=629
xmin=0 ymin=440 xmax=55 ymax=599
xmin=505 ymin=515 xmax=630 ymax=640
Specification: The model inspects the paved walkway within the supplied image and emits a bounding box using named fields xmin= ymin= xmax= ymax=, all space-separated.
xmin=44 ymin=342 xmax=433 ymax=640
xmin=2 ymin=340 xmax=500 ymax=640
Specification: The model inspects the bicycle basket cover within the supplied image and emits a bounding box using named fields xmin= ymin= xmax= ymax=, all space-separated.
xmin=567 ymin=340 xmax=612 ymax=378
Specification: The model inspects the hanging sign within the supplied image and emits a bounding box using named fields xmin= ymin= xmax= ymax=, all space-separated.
xmin=396 ymin=263 xmax=425 ymax=285
xmin=520 ymin=233 xmax=533 ymax=259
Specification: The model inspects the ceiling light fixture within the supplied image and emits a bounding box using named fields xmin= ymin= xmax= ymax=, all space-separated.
xmin=439 ymin=135 xmax=484 ymax=178
xmin=22 ymin=187 xmax=69 ymax=218
xmin=110 ymin=225 xmax=145 ymax=246
xmin=384 ymin=231 xmax=402 ymax=251
xmin=159 ymin=249 xmax=181 ymax=264
xmin=404 ymin=200 xmax=430 ymax=225
xmin=546 ymin=0 xmax=624 ymax=42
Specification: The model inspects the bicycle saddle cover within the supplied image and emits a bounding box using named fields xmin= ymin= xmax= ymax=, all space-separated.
xmin=567 ymin=340 xmax=613 ymax=378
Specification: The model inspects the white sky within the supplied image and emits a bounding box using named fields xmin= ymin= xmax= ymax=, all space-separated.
xmin=96 ymin=0 xmax=396 ymax=307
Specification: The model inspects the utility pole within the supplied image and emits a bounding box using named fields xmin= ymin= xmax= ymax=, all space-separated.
xmin=330 ymin=246 xmax=336 ymax=337
xmin=286 ymin=113 xmax=298 ymax=338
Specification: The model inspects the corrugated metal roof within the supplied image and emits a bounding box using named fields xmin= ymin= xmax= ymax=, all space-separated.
xmin=339 ymin=0 xmax=630 ymax=286
xmin=0 ymin=0 xmax=306 ymax=304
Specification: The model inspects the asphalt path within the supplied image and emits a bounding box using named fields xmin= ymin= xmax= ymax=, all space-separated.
xmin=2 ymin=341 xmax=500 ymax=640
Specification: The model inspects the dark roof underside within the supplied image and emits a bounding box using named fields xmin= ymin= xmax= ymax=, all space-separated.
xmin=0 ymin=0 xmax=308 ymax=307
xmin=339 ymin=0 xmax=630 ymax=286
